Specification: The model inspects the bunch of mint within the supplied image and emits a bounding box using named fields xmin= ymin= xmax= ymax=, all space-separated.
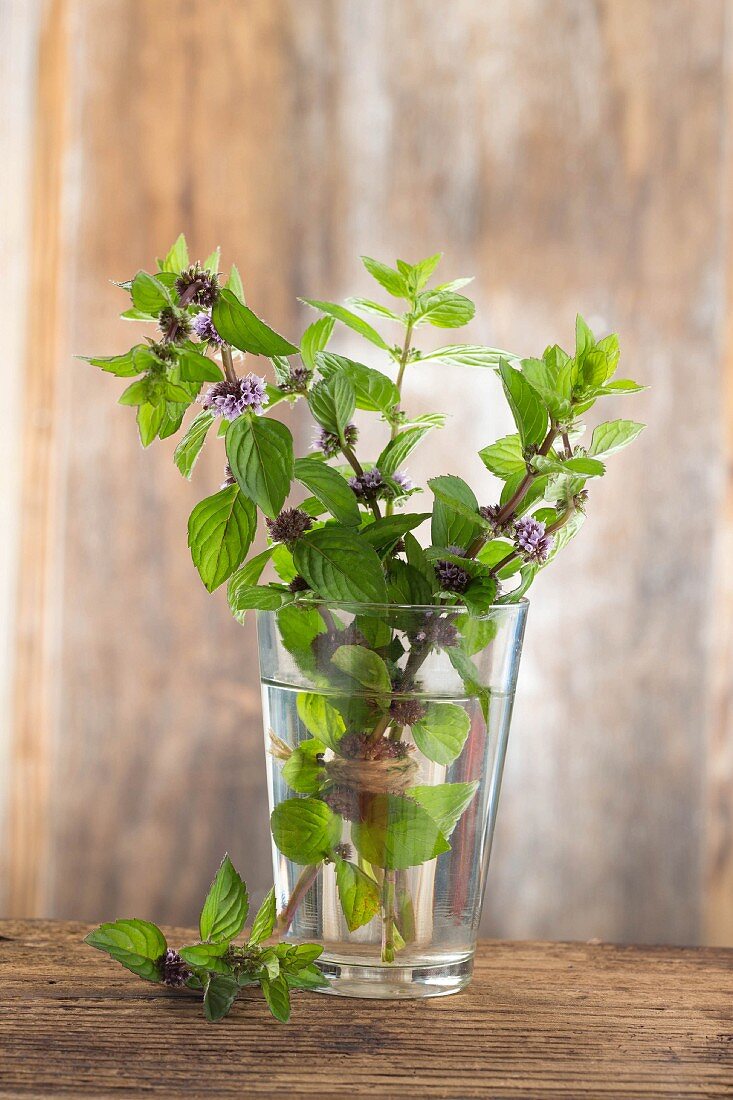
xmin=85 ymin=855 xmax=325 ymax=1022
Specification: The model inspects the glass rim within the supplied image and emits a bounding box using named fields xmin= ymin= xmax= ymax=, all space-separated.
xmin=261 ymin=598 xmax=529 ymax=617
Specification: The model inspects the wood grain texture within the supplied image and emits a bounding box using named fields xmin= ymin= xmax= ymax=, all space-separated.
xmin=705 ymin=0 xmax=733 ymax=948
xmin=0 ymin=921 xmax=731 ymax=1099
xmin=3 ymin=0 xmax=733 ymax=947
xmin=5 ymin=0 xmax=71 ymax=917
xmin=0 ymin=0 xmax=43 ymax=912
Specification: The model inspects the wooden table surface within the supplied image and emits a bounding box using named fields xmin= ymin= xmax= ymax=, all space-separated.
xmin=0 ymin=921 xmax=731 ymax=1099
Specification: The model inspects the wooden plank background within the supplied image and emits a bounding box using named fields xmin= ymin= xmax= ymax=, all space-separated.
xmin=2 ymin=0 xmax=732 ymax=947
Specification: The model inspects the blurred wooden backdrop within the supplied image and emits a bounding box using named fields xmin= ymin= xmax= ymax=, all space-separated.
xmin=2 ymin=0 xmax=732 ymax=946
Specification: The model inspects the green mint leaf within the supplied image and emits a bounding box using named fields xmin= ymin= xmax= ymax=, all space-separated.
xmin=300 ymin=299 xmax=391 ymax=352
xmin=532 ymin=454 xmax=605 ymax=479
xmin=463 ymin=574 xmax=498 ymax=614
xmin=281 ymin=739 xmax=327 ymax=795
xmin=203 ymin=246 xmax=221 ymax=273
xmin=271 ymin=543 xmax=297 ymax=583
xmin=589 ymin=419 xmax=645 ymax=457
xmin=428 ymin=475 xmax=485 ymax=526
xmin=412 ymin=702 xmax=471 ymax=765
xmin=119 ymin=377 xmax=159 ymax=407
xmin=199 ymin=855 xmax=249 ymax=944
xmin=580 ymin=348 xmax=610 ymax=388
xmin=378 ymin=425 xmax=433 ymax=475
xmin=260 ymin=974 xmax=291 ymax=1022
xmin=79 ymin=347 xmax=145 ymax=377
xmin=454 ymin=612 xmax=498 ymax=655
xmin=226 ymin=415 xmax=294 ymax=518
xmin=228 ymin=584 xmax=289 ymax=614
xmin=227 ymin=546 xmax=275 ymax=600
xmin=359 ymin=514 xmax=431 ymax=553
xmin=178 ymin=942 xmax=233 ymax=974
xmin=136 ymin=402 xmax=166 ymax=447
xmin=403 ymin=532 xmax=439 ymax=591
xmin=521 ymin=358 xmax=572 ymax=422
xmin=248 ymin=887 xmax=277 ymax=945
xmin=225 ymin=264 xmax=245 ymax=302
xmin=498 ymin=469 xmax=548 ymax=513
xmin=159 ymin=233 xmax=189 ymax=274
xmin=575 ymin=313 xmax=595 ymax=359
xmin=293 ymin=528 xmax=388 ymax=603
xmin=285 ymin=943 xmax=323 ymax=968
xmin=212 ymin=289 xmax=298 ymax=356
xmin=84 ymin=919 xmax=167 ymax=983
xmin=317 ymin=353 xmax=400 ymax=415
xmin=258 ymin=947 xmax=280 ymax=980
xmin=431 ymin=497 xmax=482 ymax=552
xmin=413 ymin=290 xmax=475 ymax=328
xmin=120 ymin=307 xmax=157 ymax=322
xmin=479 ymin=434 xmax=525 ymax=479
xmin=158 ymin=403 xmax=187 ymax=440
xmin=498 ymin=359 xmax=548 ymax=450
xmin=203 ymin=973 xmax=239 ymax=1022
xmin=296 ymin=693 xmax=346 ymax=751
xmin=271 ymin=797 xmax=341 ymax=864
xmin=294 ymin=457 xmax=360 ymax=527
xmin=174 ymin=410 xmax=215 ymax=479
xmin=409 ymin=252 xmax=444 ymax=292
xmin=360 ymin=256 xmax=409 ymax=298
xmin=593 ymin=378 xmax=646 ymax=395
xmin=130 ymin=271 xmax=171 ymax=314
xmin=387 ymin=559 xmax=435 ymax=605
xmin=187 ymin=485 xmax=256 ymax=592
xmin=347 ymin=297 xmax=403 ymax=322
xmin=331 ymin=645 xmax=392 ymax=694
xmin=308 ymin=374 xmax=356 ymax=437
xmin=432 ymin=276 xmax=474 ymax=293
xmin=407 ymin=781 xmax=479 ymax=838
xmin=352 ymin=794 xmax=450 ymax=870
xmin=335 ymin=858 xmax=381 ymax=931
xmin=300 ymin=316 xmax=335 ymax=371
xmin=419 ymin=344 xmax=516 ymax=369
xmin=178 ymin=348 xmax=223 ymax=383
xmin=447 ymin=648 xmax=490 ymax=723
xmin=596 ymin=333 xmax=620 ymax=379
xmin=285 ymin=965 xmax=328 ymax=990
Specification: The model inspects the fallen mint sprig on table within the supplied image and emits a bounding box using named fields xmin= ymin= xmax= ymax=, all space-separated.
xmin=85 ymin=855 xmax=325 ymax=1022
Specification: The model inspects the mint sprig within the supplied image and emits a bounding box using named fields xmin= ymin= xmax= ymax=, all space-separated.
xmin=84 ymin=854 xmax=326 ymax=1023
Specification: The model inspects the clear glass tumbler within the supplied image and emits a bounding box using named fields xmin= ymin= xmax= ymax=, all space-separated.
xmin=257 ymin=600 xmax=528 ymax=999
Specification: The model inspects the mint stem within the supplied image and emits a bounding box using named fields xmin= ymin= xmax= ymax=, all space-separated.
xmin=221 ymin=345 xmax=238 ymax=384
xmin=277 ymin=862 xmax=322 ymax=934
xmin=381 ymin=871 xmax=397 ymax=962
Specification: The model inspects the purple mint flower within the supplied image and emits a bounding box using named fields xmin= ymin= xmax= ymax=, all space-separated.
xmin=265 ymin=508 xmax=313 ymax=546
xmin=392 ymin=471 xmax=413 ymax=493
xmin=279 ymin=365 xmax=311 ymax=394
xmin=311 ymin=422 xmax=358 ymax=458
xmin=480 ymin=503 xmax=513 ymax=537
xmin=193 ymin=311 xmax=225 ymax=347
xmin=514 ymin=516 xmax=554 ymax=563
xmin=175 ymin=263 xmax=220 ymax=308
xmin=158 ymin=948 xmax=190 ymax=988
xmin=434 ymin=556 xmax=471 ymax=593
xmin=349 ymin=468 xmax=384 ymax=499
xmin=201 ymin=374 xmax=269 ymax=419
xmin=409 ymin=612 xmax=459 ymax=651
xmin=220 ymin=462 xmax=237 ymax=489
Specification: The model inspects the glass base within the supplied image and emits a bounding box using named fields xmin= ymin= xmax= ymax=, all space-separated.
xmin=316 ymin=953 xmax=474 ymax=999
